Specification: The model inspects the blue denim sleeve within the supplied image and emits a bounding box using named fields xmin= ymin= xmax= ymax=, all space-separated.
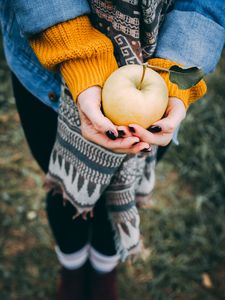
xmin=154 ymin=0 xmax=225 ymax=74
xmin=12 ymin=0 xmax=90 ymax=37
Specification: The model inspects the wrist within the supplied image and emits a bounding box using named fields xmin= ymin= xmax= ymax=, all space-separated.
xmin=77 ymin=86 xmax=101 ymax=104
xmin=169 ymin=97 xmax=186 ymax=118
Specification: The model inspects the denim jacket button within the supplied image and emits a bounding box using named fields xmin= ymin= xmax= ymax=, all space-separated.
xmin=48 ymin=91 xmax=58 ymax=102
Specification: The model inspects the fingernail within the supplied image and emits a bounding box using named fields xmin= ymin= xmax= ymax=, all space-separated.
xmin=118 ymin=130 xmax=125 ymax=137
xmin=106 ymin=130 xmax=117 ymax=140
xmin=148 ymin=125 xmax=162 ymax=133
xmin=132 ymin=141 xmax=139 ymax=146
xmin=141 ymin=147 xmax=152 ymax=152
xmin=128 ymin=126 xmax=135 ymax=133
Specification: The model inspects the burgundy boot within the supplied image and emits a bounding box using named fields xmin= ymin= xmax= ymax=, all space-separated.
xmin=90 ymin=267 xmax=119 ymax=300
xmin=56 ymin=263 xmax=87 ymax=300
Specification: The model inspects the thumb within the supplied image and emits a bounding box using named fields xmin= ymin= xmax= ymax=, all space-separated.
xmin=87 ymin=106 xmax=118 ymax=137
xmin=152 ymin=116 xmax=177 ymax=134
xmin=151 ymin=98 xmax=186 ymax=133
xmin=77 ymin=86 xmax=118 ymax=138
xmin=80 ymin=100 xmax=118 ymax=139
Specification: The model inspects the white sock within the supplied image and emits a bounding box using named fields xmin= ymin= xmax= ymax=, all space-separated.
xmin=89 ymin=246 xmax=120 ymax=273
xmin=55 ymin=244 xmax=90 ymax=270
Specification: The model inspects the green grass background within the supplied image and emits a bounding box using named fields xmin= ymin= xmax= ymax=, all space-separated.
xmin=0 ymin=38 xmax=225 ymax=299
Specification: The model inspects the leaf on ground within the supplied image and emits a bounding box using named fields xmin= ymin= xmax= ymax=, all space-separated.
xmin=201 ymin=273 xmax=213 ymax=288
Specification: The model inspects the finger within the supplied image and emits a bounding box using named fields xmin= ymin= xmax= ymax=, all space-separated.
xmin=116 ymin=126 xmax=133 ymax=138
xmin=128 ymin=124 xmax=172 ymax=146
xmin=128 ymin=124 xmax=154 ymax=141
xmin=112 ymin=141 xmax=150 ymax=154
xmin=131 ymin=141 xmax=150 ymax=153
xmin=105 ymin=136 xmax=141 ymax=150
xmin=151 ymin=117 xmax=176 ymax=134
xmin=84 ymin=129 xmax=140 ymax=150
xmin=78 ymin=106 xmax=92 ymax=126
xmin=151 ymin=98 xmax=186 ymax=133
xmin=151 ymin=114 xmax=183 ymax=134
xmin=83 ymin=104 xmax=118 ymax=137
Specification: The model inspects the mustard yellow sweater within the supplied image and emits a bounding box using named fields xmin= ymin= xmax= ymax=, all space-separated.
xmin=30 ymin=15 xmax=207 ymax=109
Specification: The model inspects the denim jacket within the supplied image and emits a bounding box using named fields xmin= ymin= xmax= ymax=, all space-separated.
xmin=1 ymin=0 xmax=225 ymax=112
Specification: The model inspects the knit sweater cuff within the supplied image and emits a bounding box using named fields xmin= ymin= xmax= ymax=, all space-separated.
xmin=30 ymin=15 xmax=118 ymax=101
xmin=61 ymin=54 xmax=118 ymax=101
xmin=148 ymin=58 xmax=207 ymax=109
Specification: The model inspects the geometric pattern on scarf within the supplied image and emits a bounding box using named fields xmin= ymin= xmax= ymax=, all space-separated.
xmin=45 ymin=84 xmax=157 ymax=260
xmin=89 ymin=0 xmax=174 ymax=65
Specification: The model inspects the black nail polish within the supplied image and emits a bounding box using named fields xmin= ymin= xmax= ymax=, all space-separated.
xmin=118 ymin=130 xmax=125 ymax=137
xmin=141 ymin=147 xmax=152 ymax=153
xmin=128 ymin=126 xmax=135 ymax=133
xmin=148 ymin=125 xmax=162 ymax=133
xmin=106 ymin=130 xmax=117 ymax=140
xmin=132 ymin=142 xmax=139 ymax=146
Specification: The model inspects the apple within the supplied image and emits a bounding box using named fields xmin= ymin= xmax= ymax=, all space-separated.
xmin=102 ymin=64 xmax=168 ymax=129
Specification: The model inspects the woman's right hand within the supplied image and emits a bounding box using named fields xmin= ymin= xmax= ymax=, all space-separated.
xmin=77 ymin=86 xmax=150 ymax=154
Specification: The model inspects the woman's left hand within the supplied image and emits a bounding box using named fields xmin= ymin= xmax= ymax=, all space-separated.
xmin=128 ymin=97 xmax=186 ymax=147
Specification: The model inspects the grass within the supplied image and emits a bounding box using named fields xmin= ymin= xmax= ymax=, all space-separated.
xmin=0 ymin=38 xmax=225 ymax=299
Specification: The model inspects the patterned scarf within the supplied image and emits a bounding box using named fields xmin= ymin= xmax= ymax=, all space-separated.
xmin=45 ymin=0 xmax=173 ymax=261
xmin=89 ymin=0 xmax=173 ymax=64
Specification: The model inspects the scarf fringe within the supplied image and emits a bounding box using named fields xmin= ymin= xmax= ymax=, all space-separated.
xmin=44 ymin=173 xmax=94 ymax=218
xmin=44 ymin=82 xmax=158 ymax=261
xmin=44 ymin=172 xmax=142 ymax=261
xmin=108 ymin=211 xmax=142 ymax=262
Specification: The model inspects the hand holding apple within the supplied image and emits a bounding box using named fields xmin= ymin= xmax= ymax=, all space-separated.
xmin=102 ymin=64 xmax=187 ymax=147
xmin=128 ymin=97 xmax=186 ymax=147
xmin=77 ymin=86 xmax=150 ymax=153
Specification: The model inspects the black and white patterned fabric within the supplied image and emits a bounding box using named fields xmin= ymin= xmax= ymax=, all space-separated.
xmin=45 ymin=84 xmax=157 ymax=260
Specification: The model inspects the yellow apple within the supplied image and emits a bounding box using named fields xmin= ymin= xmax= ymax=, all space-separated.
xmin=102 ymin=64 xmax=168 ymax=128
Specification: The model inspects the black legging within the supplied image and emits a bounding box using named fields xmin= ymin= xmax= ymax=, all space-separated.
xmin=12 ymin=73 xmax=117 ymax=256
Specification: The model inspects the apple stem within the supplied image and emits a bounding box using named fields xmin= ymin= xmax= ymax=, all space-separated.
xmin=137 ymin=63 xmax=148 ymax=90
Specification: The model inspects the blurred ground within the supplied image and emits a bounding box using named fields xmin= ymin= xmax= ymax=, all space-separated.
xmin=0 ymin=39 xmax=225 ymax=299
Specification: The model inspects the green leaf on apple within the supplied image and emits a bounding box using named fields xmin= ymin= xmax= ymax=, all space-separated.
xmin=147 ymin=64 xmax=205 ymax=90
xmin=169 ymin=65 xmax=205 ymax=90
